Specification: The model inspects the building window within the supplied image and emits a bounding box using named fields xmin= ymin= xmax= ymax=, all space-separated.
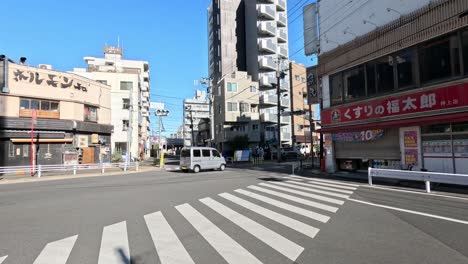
xmin=376 ymin=56 xmax=395 ymax=94
xmin=120 ymin=81 xmax=133 ymax=90
xmin=297 ymin=125 xmax=303 ymax=132
xmin=114 ymin=142 xmax=127 ymax=153
xmin=122 ymin=98 xmax=130 ymax=109
xmin=396 ymin=48 xmax=416 ymax=89
xmin=419 ymin=34 xmax=460 ymax=84
xmin=343 ymin=66 xmax=365 ymax=101
xmin=212 ymin=149 xmax=221 ymax=157
xmin=84 ymin=105 xmax=98 ymax=122
xmin=295 ymin=75 xmax=300 ymax=81
xmin=250 ymin=86 xmax=257 ymax=92
xmin=8 ymin=142 xmax=14 ymax=158
xmin=250 ymin=105 xmax=257 ymax=113
xmin=227 ymin=102 xmax=238 ymax=111
xmin=252 ymin=124 xmax=259 ymax=130
xmin=366 ymin=63 xmax=377 ymax=96
xmin=20 ymin=99 xmax=30 ymax=110
xmin=301 ymin=77 xmax=306 ymax=83
xmin=122 ymin=120 xmax=129 ymax=131
xmin=193 ymin=149 xmax=201 ymax=157
xmin=23 ymin=144 xmax=29 ymax=157
xmin=240 ymin=102 xmax=249 ymax=113
xmin=97 ymin=80 xmax=108 ymax=85
xmin=462 ymin=30 xmax=468 ymax=75
xmin=329 ymin=72 xmax=343 ymax=105
xmin=227 ymin=82 xmax=238 ymax=92
xmin=20 ymin=98 xmax=59 ymax=114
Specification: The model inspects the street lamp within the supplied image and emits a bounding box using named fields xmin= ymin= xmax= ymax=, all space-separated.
xmin=155 ymin=109 xmax=169 ymax=158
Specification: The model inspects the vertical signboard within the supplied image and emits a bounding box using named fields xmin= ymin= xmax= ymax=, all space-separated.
xmin=303 ymin=3 xmax=319 ymax=56
xmin=400 ymin=127 xmax=421 ymax=167
xmin=0 ymin=57 xmax=6 ymax=93
xmin=306 ymin=66 xmax=320 ymax=104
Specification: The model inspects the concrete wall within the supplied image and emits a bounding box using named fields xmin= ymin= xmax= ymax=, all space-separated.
xmin=319 ymin=0 xmax=432 ymax=54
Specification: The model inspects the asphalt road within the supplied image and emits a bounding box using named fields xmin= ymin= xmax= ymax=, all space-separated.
xmin=1 ymin=161 xmax=468 ymax=264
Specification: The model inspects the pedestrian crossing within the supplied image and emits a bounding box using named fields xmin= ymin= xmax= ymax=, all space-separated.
xmin=4 ymin=176 xmax=359 ymax=264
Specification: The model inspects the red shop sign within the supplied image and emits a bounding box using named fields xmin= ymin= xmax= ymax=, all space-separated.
xmin=322 ymin=84 xmax=468 ymax=125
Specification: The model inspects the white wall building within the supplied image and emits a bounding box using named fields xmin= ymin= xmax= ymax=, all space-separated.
xmin=73 ymin=46 xmax=151 ymax=159
xmin=183 ymin=90 xmax=210 ymax=146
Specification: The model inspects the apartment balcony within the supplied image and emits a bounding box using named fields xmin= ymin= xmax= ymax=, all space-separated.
xmin=276 ymin=0 xmax=286 ymax=11
xmin=277 ymin=12 xmax=287 ymax=27
xmin=260 ymin=94 xmax=278 ymax=105
xmin=258 ymin=21 xmax=276 ymax=37
xmin=278 ymin=45 xmax=288 ymax=58
xmin=140 ymin=82 xmax=149 ymax=92
xmin=277 ymin=28 xmax=287 ymax=43
xmin=280 ymin=79 xmax=289 ymax=91
xmin=142 ymin=101 xmax=150 ymax=108
xmin=259 ymin=56 xmax=276 ymax=71
xmin=259 ymin=74 xmax=276 ymax=88
xmin=257 ymin=4 xmax=276 ymax=20
xmin=141 ymin=111 xmax=149 ymax=117
xmin=280 ymin=98 xmax=290 ymax=108
xmin=142 ymin=91 xmax=149 ymax=98
xmin=260 ymin=112 xmax=277 ymax=123
xmin=225 ymin=112 xmax=260 ymax=123
xmin=280 ymin=115 xmax=290 ymax=125
xmin=258 ymin=39 xmax=277 ymax=54
xmin=224 ymin=130 xmax=261 ymax=142
xmin=281 ymin=132 xmax=291 ymax=141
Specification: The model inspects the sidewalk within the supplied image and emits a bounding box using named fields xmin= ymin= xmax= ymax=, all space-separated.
xmin=0 ymin=165 xmax=159 ymax=185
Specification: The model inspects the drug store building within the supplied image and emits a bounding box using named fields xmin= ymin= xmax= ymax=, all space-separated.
xmin=0 ymin=59 xmax=113 ymax=167
xmin=317 ymin=0 xmax=468 ymax=174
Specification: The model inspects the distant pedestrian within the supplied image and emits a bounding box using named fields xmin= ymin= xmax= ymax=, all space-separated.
xmin=259 ymin=147 xmax=264 ymax=164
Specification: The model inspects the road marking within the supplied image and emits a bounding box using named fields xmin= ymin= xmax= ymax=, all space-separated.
xmin=200 ymin=197 xmax=303 ymax=261
xmin=144 ymin=211 xmax=195 ymax=264
xmin=0 ymin=256 xmax=7 ymax=264
xmin=175 ymin=203 xmax=262 ymax=264
xmin=235 ymin=189 xmax=330 ymax=223
xmin=219 ymin=193 xmax=320 ymax=239
xmin=285 ymin=177 xmax=357 ymax=190
xmin=269 ymin=182 xmax=350 ymax=199
xmin=289 ymin=176 xmax=360 ymax=187
xmin=363 ymin=185 xmax=468 ymax=201
xmin=259 ymin=183 xmax=345 ymax=205
xmin=285 ymin=180 xmax=354 ymax=194
xmin=247 ymin=185 xmax=339 ymax=213
xmin=348 ymin=198 xmax=468 ymax=225
xmin=33 ymin=235 xmax=77 ymax=264
xmin=98 ymin=221 xmax=130 ymax=264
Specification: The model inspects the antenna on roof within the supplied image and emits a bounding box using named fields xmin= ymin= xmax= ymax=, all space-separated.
xmin=117 ymin=35 xmax=120 ymax=47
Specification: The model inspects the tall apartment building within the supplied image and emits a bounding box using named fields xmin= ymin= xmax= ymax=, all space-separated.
xmin=208 ymin=0 xmax=291 ymax=150
xmin=183 ymin=90 xmax=210 ymax=146
xmin=73 ymin=46 xmax=151 ymax=160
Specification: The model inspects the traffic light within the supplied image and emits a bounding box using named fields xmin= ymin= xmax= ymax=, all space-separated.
xmin=155 ymin=109 xmax=169 ymax=116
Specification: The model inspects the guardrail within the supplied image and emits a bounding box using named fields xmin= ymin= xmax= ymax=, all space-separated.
xmin=0 ymin=162 xmax=139 ymax=178
xmin=368 ymin=168 xmax=468 ymax=193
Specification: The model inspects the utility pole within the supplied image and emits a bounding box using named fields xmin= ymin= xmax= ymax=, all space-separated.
xmin=155 ymin=109 xmax=170 ymax=158
xmin=276 ymin=67 xmax=282 ymax=163
xmin=126 ymin=84 xmax=133 ymax=164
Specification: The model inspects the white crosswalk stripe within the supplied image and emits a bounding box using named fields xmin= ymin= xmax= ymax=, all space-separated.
xmin=200 ymin=197 xmax=304 ymax=261
xmin=234 ymin=189 xmax=330 ymax=223
xmin=98 ymin=221 xmax=130 ymax=264
xmin=259 ymin=183 xmax=345 ymax=205
xmin=284 ymin=177 xmax=358 ymax=190
xmin=284 ymin=180 xmax=354 ymax=194
xmin=271 ymin=182 xmax=350 ymax=199
xmin=0 ymin=256 xmax=7 ymax=264
xmin=176 ymin=203 xmax=263 ymax=264
xmin=144 ymin=211 xmax=195 ymax=264
xmin=247 ymin=185 xmax=339 ymax=213
xmin=290 ymin=176 xmax=360 ymax=187
xmin=33 ymin=235 xmax=77 ymax=264
xmin=219 ymin=192 xmax=320 ymax=239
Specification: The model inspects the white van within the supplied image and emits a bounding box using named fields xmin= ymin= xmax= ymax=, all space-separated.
xmin=179 ymin=147 xmax=226 ymax=173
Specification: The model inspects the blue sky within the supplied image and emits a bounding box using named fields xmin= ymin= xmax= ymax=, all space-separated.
xmin=0 ymin=0 xmax=314 ymax=136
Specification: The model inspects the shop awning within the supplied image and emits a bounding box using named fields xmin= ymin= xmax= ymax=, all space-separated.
xmin=319 ymin=112 xmax=468 ymax=133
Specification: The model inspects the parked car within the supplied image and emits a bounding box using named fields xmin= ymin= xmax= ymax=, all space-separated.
xmin=179 ymin=147 xmax=226 ymax=173
xmin=281 ymin=147 xmax=301 ymax=161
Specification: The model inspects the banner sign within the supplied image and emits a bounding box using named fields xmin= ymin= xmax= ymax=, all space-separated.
xmin=332 ymin=129 xmax=384 ymax=142
xmin=403 ymin=131 xmax=418 ymax=148
xmin=404 ymin=149 xmax=418 ymax=165
xmin=322 ymin=84 xmax=468 ymax=126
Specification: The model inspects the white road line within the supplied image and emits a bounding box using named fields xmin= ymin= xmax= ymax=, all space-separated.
xmin=235 ymin=189 xmax=330 ymax=223
xmin=219 ymin=193 xmax=320 ymax=239
xmin=291 ymin=176 xmax=360 ymax=187
xmin=363 ymin=185 xmax=468 ymax=201
xmin=0 ymin=256 xmax=7 ymax=264
xmin=200 ymin=197 xmax=304 ymax=261
xmin=247 ymin=185 xmax=339 ymax=213
xmin=144 ymin=211 xmax=195 ymax=264
xmin=98 ymin=221 xmax=130 ymax=264
xmin=284 ymin=177 xmax=357 ymax=190
xmin=259 ymin=183 xmax=345 ymax=205
xmin=33 ymin=235 xmax=78 ymax=264
xmin=271 ymin=182 xmax=350 ymax=199
xmin=175 ymin=203 xmax=262 ymax=264
xmin=348 ymin=198 xmax=468 ymax=225
xmin=285 ymin=180 xmax=354 ymax=194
